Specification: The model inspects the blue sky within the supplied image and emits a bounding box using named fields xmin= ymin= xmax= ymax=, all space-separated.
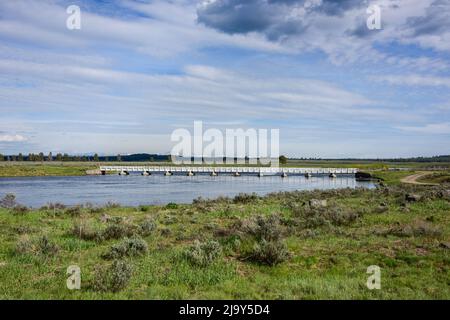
xmin=0 ymin=0 xmax=449 ymax=158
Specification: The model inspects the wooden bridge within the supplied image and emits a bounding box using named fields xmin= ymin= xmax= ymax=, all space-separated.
xmin=99 ymin=166 xmax=359 ymax=177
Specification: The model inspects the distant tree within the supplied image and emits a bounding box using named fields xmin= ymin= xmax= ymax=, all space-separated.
xmin=56 ymin=153 xmax=63 ymax=161
xmin=18 ymin=153 xmax=23 ymax=161
xmin=63 ymin=153 xmax=70 ymax=161
xmin=47 ymin=152 xmax=52 ymax=161
xmin=0 ymin=154 xmax=4 ymax=161
xmin=104 ymin=156 xmax=109 ymax=162
xmin=279 ymin=155 xmax=288 ymax=165
xmin=117 ymin=154 xmax=122 ymax=162
xmin=28 ymin=153 xmax=33 ymax=161
xmin=38 ymin=152 xmax=44 ymax=161
xmin=81 ymin=156 xmax=87 ymax=162
xmin=10 ymin=155 xmax=17 ymax=161
xmin=93 ymin=153 xmax=99 ymax=162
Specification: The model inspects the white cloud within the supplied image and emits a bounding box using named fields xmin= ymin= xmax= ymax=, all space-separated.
xmin=0 ymin=134 xmax=27 ymax=142
xmin=396 ymin=122 xmax=450 ymax=134
xmin=371 ymin=74 xmax=450 ymax=87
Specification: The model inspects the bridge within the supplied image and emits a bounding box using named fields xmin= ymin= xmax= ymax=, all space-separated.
xmin=99 ymin=166 xmax=359 ymax=177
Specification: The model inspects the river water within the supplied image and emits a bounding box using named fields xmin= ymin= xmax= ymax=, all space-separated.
xmin=0 ymin=174 xmax=375 ymax=207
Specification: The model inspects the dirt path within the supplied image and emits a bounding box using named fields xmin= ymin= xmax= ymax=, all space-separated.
xmin=401 ymin=172 xmax=438 ymax=185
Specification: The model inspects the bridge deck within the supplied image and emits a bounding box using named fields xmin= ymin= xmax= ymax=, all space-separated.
xmin=99 ymin=166 xmax=358 ymax=175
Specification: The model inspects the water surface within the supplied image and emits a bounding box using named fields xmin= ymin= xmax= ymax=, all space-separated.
xmin=0 ymin=174 xmax=375 ymax=207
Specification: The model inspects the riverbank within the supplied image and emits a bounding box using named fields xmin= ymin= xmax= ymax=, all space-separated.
xmin=0 ymin=183 xmax=448 ymax=299
xmin=1 ymin=161 xmax=449 ymax=180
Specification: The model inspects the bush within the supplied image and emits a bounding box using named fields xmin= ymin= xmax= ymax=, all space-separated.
xmin=103 ymin=236 xmax=148 ymax=260
xmin=65 ymin=206 xmax=82 ymax=217
xmin=14 ymin=235 xmax=35 ymax=255
xmin=14 ymin=235 xmax=59 ymax=257
xmin=93 ymin=260 xmax=133 ymax=292
xmin=250 ymin=239 xmax=290 ymax=266
xmin=166 ymin=202 xmax=178 ymax=209
xmin=101 ymin=222 xmax=135 ymax=240
xmin=185 ymin=240 xmax=221 ymax=267
xmin=11 ymin=205 xmax=30 ymax=215
xmin=71 ymin=222 xmax=99 ymax=241
xmin=139 ymin=217 xmax=157 ymax=236
xmin=36 ymin=236 xmax=59 ymax=257
xmin=0 ymin=194 xmax=17 ymax=208
xmin=385 ymin=220 xmax=442 ymax=238
xmin=238 ymin=214 xmax=283 ymax=241
xmin=233 ymin=193 xmax=258 ymax=204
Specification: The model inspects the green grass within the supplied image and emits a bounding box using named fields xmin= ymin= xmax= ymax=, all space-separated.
xmin=417 ymin=172 xmax=450 ymax=184
xmin=0 ymin=163 xmax=96 ymax=177
xmin=0 ymin=184 xmax=449 ymax=299
xmin=2 ymin=161 xmax=450 ymax=178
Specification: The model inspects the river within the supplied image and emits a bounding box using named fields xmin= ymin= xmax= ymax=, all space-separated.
xmin=0 ymin=174 xmax=375 ymax=207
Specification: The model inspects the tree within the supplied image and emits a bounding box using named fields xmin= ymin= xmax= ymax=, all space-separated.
xmin=279 ymin=155 xmax=288 ymax=165
xmin=47 ymin=152 xmax=53 ymax=161
xmin=11 ymin=155 xmax=17 ymax=161
xmin=18 ymin=153 xmax=23 ymax=161
xmin=117 ymin=154 xmax=122 ymax=162
xmin=56 ymin=153 xmax=63 ymax=161
xmin=38 ymin=152 xmax=44 ymax=162
xmin=63 ymin=153 xmax=70 ymax=161
xmin=0 ymin=154 xmax=4 ymax=161
xmin=28 ymin=153 xmax=34 ymax=161
xmin=93 ymin=153 xmax=99 ymax=162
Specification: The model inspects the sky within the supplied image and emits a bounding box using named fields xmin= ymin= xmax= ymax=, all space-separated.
xmin=0 ymin=0 xmax=449 ymax=158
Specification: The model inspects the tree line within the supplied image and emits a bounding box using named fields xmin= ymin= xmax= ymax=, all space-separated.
xmin=0 ymin=153 xmax=170 ymax=162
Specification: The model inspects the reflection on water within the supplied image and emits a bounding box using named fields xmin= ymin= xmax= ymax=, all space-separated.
xmin=0 ymin=174 xmax=375 ymax=207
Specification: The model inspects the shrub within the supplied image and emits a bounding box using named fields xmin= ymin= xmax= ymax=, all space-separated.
xmin=185 ymin=240 xmax=221 ymax=267
xmin=11 ymin=205 xmax=30 ymax=215
xmin=250 ymin=239 xmax=290 ymax=266
xmin=93 ymin=260 xmax=133 ymax=292
xmin=166 ymin=202 xmax=178 ymax=209
xmin=14 ymin=235 xmax=35 ymax=255
xmin=36 ymin=236 xmax=59 ymax=257
xmin=101 ymin=222 xmax=135 ymax=240
xmin=103 ymin=236 xmax=148 ymax=260
xmin=233 ymin=193 xmax=258 ymax=204
xmin=0 ymin=194 xmax=17 ymax=208
xmin=139 ymin=217 xmax=157 ymax=236
xmin=71 ymin=222 xmax=99 ymax=241
xmin=239 ymin=214 xmax=283 ymax=241
xmin=386 ymin=220 xmax=442 ymax=238
xmin=65 ymin=206 xmax=82 ymax=217
xmin=105 ymin=201 xmax=121 ymax=209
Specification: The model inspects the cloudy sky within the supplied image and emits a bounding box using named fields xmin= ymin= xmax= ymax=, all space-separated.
xmin=0 ymin=0 xmax=449 ymax=158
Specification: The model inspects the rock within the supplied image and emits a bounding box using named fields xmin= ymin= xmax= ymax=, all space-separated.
xmin=100 ymin=213 xmax=111 ymax=223
xmin=309 ymin=199 xmax=328 ymax=208
xmin=439 ymin=242 xmax=450 ymax=249
xmin=405 ymin=193 xmax=421 ymax=202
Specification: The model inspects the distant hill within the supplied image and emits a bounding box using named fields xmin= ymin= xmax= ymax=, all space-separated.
xmin=100 ymin=153 xmax=170 ymax=162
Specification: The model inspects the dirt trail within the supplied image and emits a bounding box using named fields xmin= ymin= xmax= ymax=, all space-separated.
xmin=401 ymin=172 xmax=438 ymax=185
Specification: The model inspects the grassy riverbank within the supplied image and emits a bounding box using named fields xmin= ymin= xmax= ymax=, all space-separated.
xmin=0 ymin=183 xmax=449 ymax=299
xmin=1 ymin=161 xmax=449 ymax=178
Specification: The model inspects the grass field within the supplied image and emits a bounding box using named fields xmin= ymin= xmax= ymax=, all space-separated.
xmin=0 ymin=181 xmax=449 ymax=299
xmin=1 ymin=160 xmax=449 ymax=177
